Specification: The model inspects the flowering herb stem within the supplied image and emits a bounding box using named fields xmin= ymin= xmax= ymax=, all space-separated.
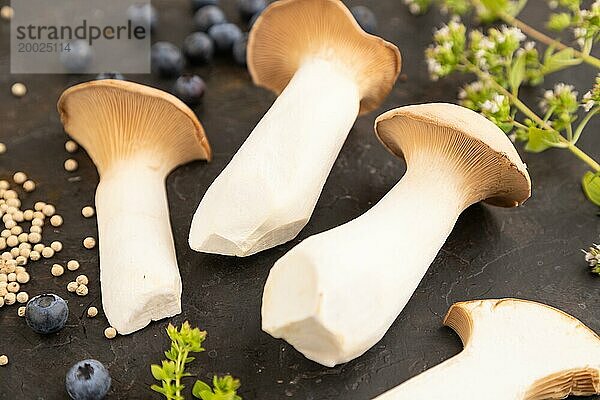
xmin=468 ymin=59 xmax=600 ymax=172
xmin=497 ymin=10 xmax=600 ymax=69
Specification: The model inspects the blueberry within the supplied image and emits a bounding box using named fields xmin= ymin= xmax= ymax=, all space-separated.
xmin=237 ymin=0 xmax=266 ymax=21
xmin=151 ymin=42 xmax=185 ymax=78
xmin=65 ymin=359 xmax=111 ymax=400
xmin=127 ymin=3 xmax=158 ymax=32
xmin=191 ymin=0 xmax=219 ymax=12
xmin=173 ymin=75 xmax=206 ymax=105
xmin=233 ymin=34 xmax=248 ymax=66
xmin=208 ymin=23 xmax=242 ymax=53
xmin=25 ymin=294 xmax=68 ymax=334
xmin=350 ymin=6 xmax=377 ymax=34
xmin=183 ymin=32 xmax=215 ymax=65
xmin=60 ymin=40 xmax=93 ymax=73
xmin=194 ymin=5 xmax=226 ymax=32
xmin=95 ymin=72 xmax=125 ymax=81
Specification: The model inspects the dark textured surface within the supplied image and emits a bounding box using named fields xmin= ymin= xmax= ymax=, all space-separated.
xmin=1 ymin=1 xmax=599 ymax=399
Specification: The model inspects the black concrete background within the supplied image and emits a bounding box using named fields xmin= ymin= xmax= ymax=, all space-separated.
xmin=0 ymin=0 xmax=598 ymax=399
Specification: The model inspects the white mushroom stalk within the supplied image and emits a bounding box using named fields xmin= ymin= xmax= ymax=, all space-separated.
xmin=58 ymin=80 xmax=211 ymax=334
xmin=374 ymin=299 xmax=600 ymax=400
xmin=262 ymin=104 xmax=532 ymax=367
xmin=189 ymin=0 xmax=401 ymax=257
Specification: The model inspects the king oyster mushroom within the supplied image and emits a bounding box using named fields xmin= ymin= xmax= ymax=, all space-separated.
xmin=262 ymin=103 xmax=532 ymax=366
xmin=58 ymin=80 xmax=211 ymax=334
xmin=375 ymin=299 xmax=600 ymax=400
xmin=189 ymin=0 xmax=401 ymax=256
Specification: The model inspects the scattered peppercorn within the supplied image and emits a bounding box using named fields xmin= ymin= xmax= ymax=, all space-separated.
xmin=67 ymin=282 xmax=78 ymax=292
xmin=51 ymin=264 xmax=64 ymax=277
xmin=75 ymin=285 xmax=88 ymax=296
xmin=104 ymin=327 xmax=117 ymax=339
xmin=87 ymin=307 xmax=98 ymax=318
xmin=11 ymin=83 xmax=27 ymax=98
xmin=67 ymin=260 xmax=80 ymax=271
xmin=81 ymin=206 xmax=95 ymax=218
xmin=64 ymin=159 xmax=78 ymax=172
xmin=65 ymin=140 xmax=78 ymax=153
xmin=83 ymin=237 xmax=96 ymax=249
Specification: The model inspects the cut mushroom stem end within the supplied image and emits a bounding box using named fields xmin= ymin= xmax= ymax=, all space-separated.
xmin=188 ymin=0 xmax=401 ymax=257
xmin=58 ymin=80 xmax=211 ymax=334
xmin=375 ymin=299 xmax=600 ymax=400
xmin=262 ymin=103 xmax=531 ymax=367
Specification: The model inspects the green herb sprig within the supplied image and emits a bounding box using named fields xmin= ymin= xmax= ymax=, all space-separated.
xmin=151 ymin=322 xmax=242 ymax=400
xmin=410 ymin=0 xmax=600 ymax=208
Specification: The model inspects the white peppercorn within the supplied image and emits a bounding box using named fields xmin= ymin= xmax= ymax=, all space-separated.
xmin=16 ymin=271 xmax=29 ymax=283
xmin=75 ymin=284 xmax=88 ymax=296
xmin=50 ymin=215 xmax=63 ymax=227
xmin=104 ymin=327 xmax=117 ymax=339
xmin=11 ymin=83 xmax=27 ymax=98
xmin=87 ymin=307 xmax=98 ymax=318
xmin=7 ymin=282 xmax=19 ymax=293
xmin=28 ymin=232 xmax=41 ymax=244
xmin=76 ymin=275 xmax=89 ymax=286
xmin=65 ymin=140 xmax=78 ymax=153
xmin=82 ymin=206 xmax=95 ymax=218
xmin=64 ymin=159 xmax=78 ymax=172
xmin=83 ymin=237 xmax=96 ymax=249
xmin=42 ymin=204 xmax=55 ymax=217
xmin=51 ymin=264 xmax=64 ymax=277
xmin=12 ymin=172 xmax=27 ymax=185
xmin=16 ymin=291 xmax=28 ymax=303
xmin=67 ymin=281 xmax=78 ymax=292
xmin=4 ymin=292 xmax=15 ymax=305
xmin=22 ymin=180 xmax=35 ymax=192
xmin=67 ymin=260 xmax=80 ymax=271
xmin=41 ymin=247 xmax=54 ymax=258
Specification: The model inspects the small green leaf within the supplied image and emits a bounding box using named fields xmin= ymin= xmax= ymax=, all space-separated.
xmin=582 ymin=171 xmax=600 ymax=206
xmin=524 ymin=127 xmax=561 ymax=153
xmin=193 ymin=380 xmax=213 ymax=398
xmin=151 ymin=364 xmax=166 ymax=381
xmin=151 ymin=384 xmax=168 ymax=395
xmin=509 ymin=52 xmax=527 ymax=93
xmin=543 ymin=48 xmax=582 ymax=74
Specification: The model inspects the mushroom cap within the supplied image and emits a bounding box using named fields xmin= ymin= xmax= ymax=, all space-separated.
xmin=57 ymin=80 xmax=211 ymax=175
xmin=444 ymin=298 xmax=600 ymax=398
xmin=247 ymin=0 xmax=401 ymax=115
xmin=375 ymin=103 xmax=531 ymax=207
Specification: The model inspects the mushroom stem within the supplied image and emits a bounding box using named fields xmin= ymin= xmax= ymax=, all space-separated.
xmin=96 ymin=157 xmax=180 ymax=334
xmin=189 ymin=58 xmax=360 ymax=256
xmin=262 ymin=161 xmax=466 ymax=367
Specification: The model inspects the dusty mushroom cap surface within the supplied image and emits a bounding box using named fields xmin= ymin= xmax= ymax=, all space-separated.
xmin=248 ymin=0 xmax=401 ymax=115
xmin=375 ymin=103 xmax=531 ymax=207
xmin=443 ymin=298 xmax=600 ymax=399
xmin=57 ymin=79 xmax=211 ymax=174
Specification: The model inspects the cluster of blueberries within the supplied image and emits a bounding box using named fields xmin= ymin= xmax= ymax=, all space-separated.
xmin=19 ymin=294 xmax=110 ymax=399
xmin=149 ymin=0 xmax=267 ymax=105
xmin=95 ymin=1 xmax=377 ymax=107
